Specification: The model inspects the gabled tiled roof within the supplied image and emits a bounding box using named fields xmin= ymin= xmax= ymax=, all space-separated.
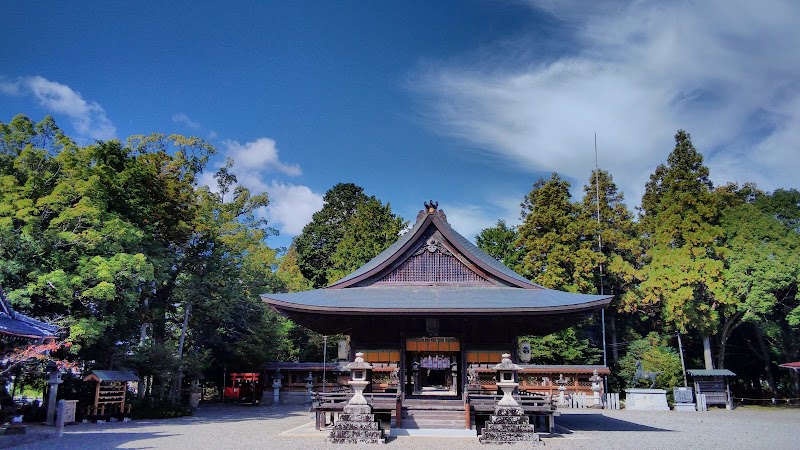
xmin=329 ymin=209 xmax=539 ymax=288
xmin=263 ymin=203 xmax=613 ymax=317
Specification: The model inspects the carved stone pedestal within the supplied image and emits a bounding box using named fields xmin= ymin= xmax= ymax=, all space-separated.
xmin=624 ymin=389 xmax=669 ymax=411
xmin=479 ymin=406 xmax=541 ymax=445
xmin=327 ymin=404 xmax=386 ymax=444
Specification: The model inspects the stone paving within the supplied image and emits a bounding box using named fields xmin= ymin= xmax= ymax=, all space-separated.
xmin=1 ymin=403 xmax=798 ymax=449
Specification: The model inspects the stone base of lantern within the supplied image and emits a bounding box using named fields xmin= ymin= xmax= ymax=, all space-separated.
xmin=327 ymin=404 xmax=386 ymax=444
xmin=479 ymin=406 xmax=541 ymax=445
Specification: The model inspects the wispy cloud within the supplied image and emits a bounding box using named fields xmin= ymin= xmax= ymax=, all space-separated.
xmin=172 ymin=113 xmax=201 ymax=130
xmin=1 ymin=75 xmax=116 ymax=141
xmin=415 ymin=0 xmax=800 ymax=203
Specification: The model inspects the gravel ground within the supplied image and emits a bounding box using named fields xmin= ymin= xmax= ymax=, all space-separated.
xmin=3 ymin=403 xmax=798 ymax=450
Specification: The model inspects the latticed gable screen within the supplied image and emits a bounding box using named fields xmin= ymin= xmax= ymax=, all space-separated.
xmin=379 ymin=250 xmax=488 ymax=283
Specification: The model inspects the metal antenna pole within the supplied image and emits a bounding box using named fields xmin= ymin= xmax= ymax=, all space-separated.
xmin=595 ymin=133 xmax=607 ymax=367
xmin=323 ymin=335 xmax=327 ymax=393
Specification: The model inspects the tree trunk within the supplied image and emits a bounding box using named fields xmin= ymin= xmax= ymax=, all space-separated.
xmin=703 ymin=336 xmax=714 ymax=370
xmin=751 ymin=323 xmax=778 ymax=395
xmin=172 ymin=301 xmax=192 ymax=402
xmin=716 ymin=312 xmax=744 ymax=369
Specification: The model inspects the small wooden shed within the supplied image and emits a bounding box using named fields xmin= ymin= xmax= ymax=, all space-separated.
xmin=687 ymin=369 xmax=736 ymax=409
xmin=82 ymin=370 xmax=140 ymax=417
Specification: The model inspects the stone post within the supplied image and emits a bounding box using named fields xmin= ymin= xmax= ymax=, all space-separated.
xmin=46 ymin=366 xmax=63 ymax=426
xmin=55 ymin=399 xmax=66 ymax=438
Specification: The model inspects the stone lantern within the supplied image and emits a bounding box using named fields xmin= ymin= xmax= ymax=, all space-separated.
xmin=345 ymin=352 xmax=372 ymax=407
xmin=494 ymin=353 xmax=521 ymax=407
xmin=589 ymin=369 xmax=603 ymax=406
xmin=555 ymin=373 xmax=569 ymax=406
xmin=271 ymin=368 xmax=282 ymax=405
xmin=306 ymin=371 xmax=315 ymax=404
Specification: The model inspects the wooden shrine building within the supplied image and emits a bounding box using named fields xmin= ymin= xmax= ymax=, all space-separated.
xmin=262 ymin=202 xmax=612 ymax=399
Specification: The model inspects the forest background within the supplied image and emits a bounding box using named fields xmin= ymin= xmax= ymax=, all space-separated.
xmin=1 ymin=114 xmax=798 ymax=412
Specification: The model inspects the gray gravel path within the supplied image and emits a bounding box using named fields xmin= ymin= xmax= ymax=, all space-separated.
xmin=4 ymin=404 xmax=798 ymax=450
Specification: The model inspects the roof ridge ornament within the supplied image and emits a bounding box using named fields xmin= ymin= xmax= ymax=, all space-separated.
xmin=417 ymin=200 xmax=447 ymax=223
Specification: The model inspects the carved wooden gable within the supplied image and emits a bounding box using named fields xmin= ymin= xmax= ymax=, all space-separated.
xmin=377 ymin=231 xmax=490 ymax=284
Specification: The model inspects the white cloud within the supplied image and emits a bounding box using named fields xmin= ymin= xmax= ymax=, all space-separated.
xmin=416 ymin=0 xmax=800 ymax=203
xmin=199 ymin=136 xmax=320 ymax=237
xmin=223 ymin=138 xmax=302 ymax=177
xmin=264 ymin=181 xmax=324 ymax=235
xmin=172 ymin=113 xmax=201 ymax=130
xmin=0 ymin=76 xmax=116 ymax=141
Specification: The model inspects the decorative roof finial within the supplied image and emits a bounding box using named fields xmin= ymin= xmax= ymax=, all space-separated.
xmin=424 ymin=200 xmax=438 ymax=213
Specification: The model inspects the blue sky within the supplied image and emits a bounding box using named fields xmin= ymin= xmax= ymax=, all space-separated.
xmin=2 ymin=1 xmax=799 ymax=249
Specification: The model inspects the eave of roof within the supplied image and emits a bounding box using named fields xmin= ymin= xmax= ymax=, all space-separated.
xmin=263 ymin=286 xmax=611 ymax=315
xmin=0 ymin=313 xmax=59 ymax=339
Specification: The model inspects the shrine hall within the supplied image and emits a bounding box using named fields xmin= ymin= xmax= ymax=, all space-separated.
xmin=262 ymin=202 xmax=612 ymax=400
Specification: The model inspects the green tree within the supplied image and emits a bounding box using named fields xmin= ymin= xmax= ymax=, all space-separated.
xmin=294 ymin=183 xmax=368 ymax=288
xmin=475 ymin=220 xmax=524 ymax=269
xmin=516 ymin=173 xmax=596 ymax=291
xmin=632 ymin=130 xmax=727 ymax=369
xmin=327 ymin=196 xmax=405 ymax=283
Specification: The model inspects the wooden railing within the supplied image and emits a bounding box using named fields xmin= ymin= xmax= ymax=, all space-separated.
xmin=311 ymin=391 xmax=402 ymax=430
xmin=464 ymin=391 xmax=558 ymax=433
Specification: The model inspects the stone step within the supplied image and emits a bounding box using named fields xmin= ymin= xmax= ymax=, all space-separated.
xmin=403 ymin=400 xmax=464 ymax=411
xmin=400 ymin=409 xmax=467 ymax=430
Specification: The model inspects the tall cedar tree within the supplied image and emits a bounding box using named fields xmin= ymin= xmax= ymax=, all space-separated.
xmin=634 ymin=130 xmax=727 ymax=367
xmin=516 ymin=173 xmax=584 ymax=291
xmin=577 ymin=169 xmax=641 ymax=363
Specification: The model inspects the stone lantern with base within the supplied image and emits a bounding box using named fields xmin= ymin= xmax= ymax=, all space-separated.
xmin=589 ymin=369 xmax=603 ymax=407
xmin=555 ymin=373 xmax=569 ymax=406
xmin=306 ymin=372 xmax=315 ymax=404
xmin=327 ymin=352 xmax=386 ymax=444
xmin=271 ymin=368 xmax=282 ymax=405
xmin=479 ymin=353 xmax=540 ymax=445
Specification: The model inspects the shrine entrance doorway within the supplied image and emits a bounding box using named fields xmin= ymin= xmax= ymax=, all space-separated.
xmin=405 ymin=337 xmax=460 ymax=397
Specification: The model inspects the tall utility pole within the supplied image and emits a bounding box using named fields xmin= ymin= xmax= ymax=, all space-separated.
xmin=595 ymin=133 xmax=607 ymax=368
xmin=322 ymin=335 xmax=328 ymax=393
xmin=595 ymin=133 xmax=609 ymax=394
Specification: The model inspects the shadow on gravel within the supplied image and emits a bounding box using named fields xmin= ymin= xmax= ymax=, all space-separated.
xmin=557 ymin=413 xmax=673 ymax=432
xmin=172 ymin=403 xmax=312 ymax=424
xmin=13 ymin=431 xmax=178 ymax=450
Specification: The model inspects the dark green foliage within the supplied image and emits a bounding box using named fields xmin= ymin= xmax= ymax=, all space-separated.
xmin=475 ymin=220 xmax=524 ymax=269
xmin=294 ymin=183 xmax=405 ymax=287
